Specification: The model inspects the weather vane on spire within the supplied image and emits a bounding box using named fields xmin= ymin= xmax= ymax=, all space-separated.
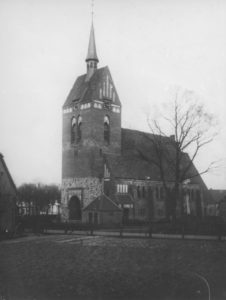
xmin=91 ymin=0 xmax=94 ymax=22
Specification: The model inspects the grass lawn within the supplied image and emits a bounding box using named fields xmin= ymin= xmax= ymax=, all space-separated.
xmin=0 ymin=234 xmax=226 ymax=300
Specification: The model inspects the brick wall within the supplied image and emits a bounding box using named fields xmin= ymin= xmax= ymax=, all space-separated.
xmin=62 ymin=105 xmax=121 ymax=179
xmin=113 ymin=179 xmax=168 ymax=221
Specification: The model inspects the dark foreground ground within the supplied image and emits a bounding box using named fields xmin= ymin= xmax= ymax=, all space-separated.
xmin=0 ymin=234 xmax=226 ymax=300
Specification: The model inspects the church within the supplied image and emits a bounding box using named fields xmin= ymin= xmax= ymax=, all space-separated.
xmin=61 ymin=22 xmax=206 ymax=224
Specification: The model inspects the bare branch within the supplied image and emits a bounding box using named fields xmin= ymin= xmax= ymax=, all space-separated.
xmin=143 ymin=88 xmax=217 ymax=218
xmin=182 ymin=161 xmax=219 ymax=181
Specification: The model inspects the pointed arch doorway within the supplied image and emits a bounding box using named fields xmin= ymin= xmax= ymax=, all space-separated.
xmin=68 ymin=196 xmax=81 ymax=220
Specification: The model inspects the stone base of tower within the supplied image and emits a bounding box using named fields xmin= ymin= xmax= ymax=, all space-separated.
xmin=61 ymin=177 xmax=103 ymax=222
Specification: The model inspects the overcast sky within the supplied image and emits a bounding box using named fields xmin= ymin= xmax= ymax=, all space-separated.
xmin=0 ymin=0 xmax=225 ymax=189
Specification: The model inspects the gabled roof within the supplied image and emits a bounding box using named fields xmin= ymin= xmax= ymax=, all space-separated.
xmin=105 ymin=154 xmax=163 ymax=181
xmin=63 ymin=73 xmax=87 ymax=107
xmin=104 ymin=128 xmax=174 ymax=181
xmin=0 ymin=153 xmax=17 ymax=195
xmin=63 ymin=66 xmax=121 ymax=108
xmin=105 ymin=128 xmax=208 ymax=187
xmin=121 ymin=128 xmax=170 ymax=157
xmin=83 ymin=194 xmax=121 ymax=212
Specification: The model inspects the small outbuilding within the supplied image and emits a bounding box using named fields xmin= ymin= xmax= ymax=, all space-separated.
xmin=0 ymin=153 xmax=17 ymax=234
xmin=83 ymin=194 xmax=122 ymax=225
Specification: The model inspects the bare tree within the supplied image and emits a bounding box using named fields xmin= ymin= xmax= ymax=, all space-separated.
xmin=139 ymin=88 xmax=217 ymax=220
xmin=18 ymin=183 xmax=60 ymax=215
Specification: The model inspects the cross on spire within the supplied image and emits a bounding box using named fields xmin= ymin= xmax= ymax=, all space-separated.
xmin=91 ymin=0 xmax=94 ymax=22
xmin=85 ymin=0 xmax=99 ymax=79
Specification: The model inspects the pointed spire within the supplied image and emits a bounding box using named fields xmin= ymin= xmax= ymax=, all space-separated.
xmin=85 ymin=1 xmax=98 ymax=80
xmin=86 ymin=22 xmax=99 ymax=63
xmin=85 ymin=21 xmax=99 ymax=80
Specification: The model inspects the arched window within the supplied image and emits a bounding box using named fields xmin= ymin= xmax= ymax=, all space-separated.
xmin=104 ymin=115 xmax=110 ymax=144
xmin=71 ymin=117 xmax=76 ymax=144
xmin=77 ymin=115 xmax=82 ymax=142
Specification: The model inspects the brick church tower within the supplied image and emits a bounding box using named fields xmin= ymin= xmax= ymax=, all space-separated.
xmin=61 ymin=22 xmax=122 ymax=221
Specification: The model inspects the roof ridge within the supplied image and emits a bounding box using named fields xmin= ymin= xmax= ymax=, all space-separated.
xmin=122 ymin=127 xmax=169 ymax=139
xmin=0 ymin=154 xmax=17 ymax=193
xmin=102 ymin=193 xmax=122 ymax=210
xmin=74 ymin=66 xmax=109 ymax=80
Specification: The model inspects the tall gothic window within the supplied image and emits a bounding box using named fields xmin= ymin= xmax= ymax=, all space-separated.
xmin=71 ymin=117 xmax=76 ymax=144
xmin=77 ymin=115 xmax=82 ymax=142
xmin=104 ymin=115 xmax=110 ymax=144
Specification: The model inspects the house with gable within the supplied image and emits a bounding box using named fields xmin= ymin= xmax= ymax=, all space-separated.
xmin=0 ymin=153 xmax=17 ymax=233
